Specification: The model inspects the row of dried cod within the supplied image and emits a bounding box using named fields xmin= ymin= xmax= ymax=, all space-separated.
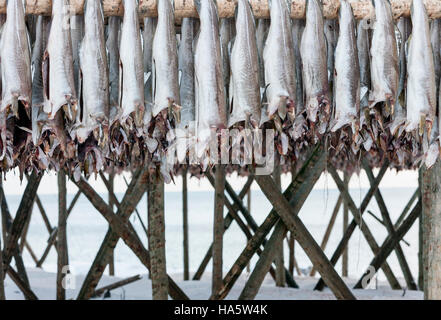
xmin=0 ymin=0 xmax=440 ymax=180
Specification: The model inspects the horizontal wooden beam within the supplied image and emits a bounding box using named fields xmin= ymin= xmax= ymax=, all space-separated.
xmin=2 ymin=0 xmax=440 ymax=20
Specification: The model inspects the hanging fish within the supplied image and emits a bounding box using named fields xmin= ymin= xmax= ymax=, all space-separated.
xmin=406 ymin=0 xmax=436 ymax=137
xmin=300 ymin=0 xmax=330 ymax=128
xmin=194 ymin=0 xmax=227 ymax=159
xmin=0 ymin=0 xmax=32 ymax=115
xmin=43 ymin=0 xmax=77 ymax=121
xmin=76 ymin=0 xmax=109 ymax=145
xmin=71 ymin=15 xmax=84 ymax=96
xmin=119 ymin=0 xmax=144 ymax=129
xmin=107 ymin=16 xmax=121 ymax=124
xmin=369 ymin=0 xmax=399 ymax=114
xmin=331 ymin=0 xmax=360 ymax=135
xmin=256 ymin=19 xmax=270 ymax=90
xmin=263 ymin=0 xmax=296 ymax=122
xmin=152 ymin=0 xmax=180 ymax=122
xmin=176 ymin=18 xmax=197 ymax=163
xmin=357 ymin=19 xmax=371 ymax=128
xmin=431 ymin=19 xmax=441 ymax=103
xmin=324 ymin=19 xmax=338 ymax=85
xmin=31 ymin=16 xmax=51 ymax=146
xmin=228 ymin=0 xmax=260 ymax=129
xmin=143 ymin=18 xmax=157 ymax=112
xmin=220 ymin=18 xmax=235 ymax=95
xmin=389 ymin=17 xmax=411 ymax=137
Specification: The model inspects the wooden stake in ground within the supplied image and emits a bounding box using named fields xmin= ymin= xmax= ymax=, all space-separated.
xmin=212 ymin=165 xmax=225 ymax=295
xmin=342 ymin=173 xmax=350 ymax=277
xmin=147 ymin=170 xmax=168 ymax=300
xmin=108 ymin=172 xmax=115 ymax=276
xmin=421 ymin=160 xmax=441 ymax=299
xmin=0 ymin=228 xmax=5 ymax=300
xmin=182 ymin=167 xmax=189 ymax=281
xmin=57 ymin=169 xmax=68 ymax=300
xmin=272 ymin=163 xmax=285 ymax=287
xmin=418 ymin=168 xmax=424 ymax=291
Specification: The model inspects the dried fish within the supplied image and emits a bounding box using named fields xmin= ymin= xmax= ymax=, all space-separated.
xmin=143 ymin=18 xmax=157 ymax=111
xmin=228 ymin=0 xmax=260 ymax=128
xmin=71 ymin=15 xmax=84 ymax=95
xmin=300 ymin=0 xmax=329 ymax=126
xmin=220 ymin=18 xmax=235 ymax=93
xmin=406 ymin=0 xmax=436 ymax=136
xmin=152 ymin=0 xmax=180 ymax=120
xmin=76 ymin=0 xmax=109 ymax=144
xmin=0 ymin=0 xmax=32 ymax=115
xmin=43 ymin=0 xmax=77 ymax=121
xmin=107 ymin=16 xmax=121 ymax=123
xmin=119 ymin=0 xmax=144 ymax=129
xmin=256 ymin=19 xmax=269 ymax=90
xmin=431 ymin=19 xmax=441 ymax=103
xmin=331 ymin=0 xmax=360 ymax=135
xmin=369 ymin=0 xmax=399 ymax=112
xmin=194 ymin=0 xmax=227 ymax=158
xmin=263 ymin=0 xmax=296 ymax=121
xmin=176 ymin=18 xmax=197 ymax=162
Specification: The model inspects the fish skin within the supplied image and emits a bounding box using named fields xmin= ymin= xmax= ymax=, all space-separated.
xmin=256 ymin=19 xmax=270 ymax=90
xmin=194 ymin=0 xmax=227 ymax=155
xmin=176 ymin=17 xmax=197 ymax=162
xmin=0 ymin=0 xmax=32 ymax=114
xmin=228 ymin=0 xmax=261 ymax=128
xmin=331 ymin=0 xmax=360 ymax=133
xmin=31 ymin=16 xmax=51 ymax=145
xmin=263 ymin=0 xmax=296 ymax=120
xmin=406 ymin=0 xmax=436 ymax=134
xmin=106 ymin=16 xmax=121 ymax=124
xmin=71 ymin=15 xmax=84 ymax=95
xmin=357 ymin=19 xmax=371 ymax=121
xmin=143 ymin=18 xmax=157 ymax=112
xmin=324 ymin=19 xmax=338 ymax=85
xmin=76 ymin=0 xmax=109 ymax=144
xmin=152 ymin=0 xmax=180 ymax=118
xmin=431 ymin=19 xmax=441 ymax=101
xmin=119 ymin=0 xmax=145 ymax=128
xmin=369 ymin=0 xmax=399 ymax=109
xmin=43 ymin=0 xmax=77 ymax=120
xmin=220 ymin=18 xmax=235 ymax=92
xmin=300 ymin=0 xmax=329 ymax=123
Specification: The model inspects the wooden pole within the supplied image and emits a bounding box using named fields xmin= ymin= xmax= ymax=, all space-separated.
xmin=108 ymin=172 xmax=115 ymax=276
xmin=212 ymin=165 xmax=225 ymax=295
xmin=421 ymin=160 xmax=441 ymax=299
xmin=272 ymin=163 xmax=285 ymax=287
xmin=254 ymin=174 xmax=355 ymax=300
xmin=418 ymin=168 xmax=424 ymax=291
xmin=92 ymin=274 xmax=142 ymax=297
xmin=363 ymin=163 xmax=417 ymax=290
xmin=325 ymin=166 xmax=401 ymax=290
xmin=147 ymin=171 xmax=169 ymax=300
xmin=6 ymin=0 xmax=441 ymax=19
xmin=211 ymin=145 xmax=324 ymax=300
xmin=75 ymin=175 xmax=189 ymax=300
xmin=246 ymin=188 xmax=251 ymax=273
xmin=310 ymin=195 xmax=342 ymax=277
xmin=354 ymin=201 xmax=421 ymax=289
xmin=56 ymin=169 xmax=68 ymax=300
xmin=76 ymin=168 xmax=144 ymax=299
xmin=342 ymin=173 xmax=349 ymax=277
xmin=182 ymin=167 xmax=189 ymax=281
xmin=0 ymin=228 xmax=4 ymax=300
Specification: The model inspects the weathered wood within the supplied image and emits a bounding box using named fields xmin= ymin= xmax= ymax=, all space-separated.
xmin=56 ymin=170 xmax=68 ymax=300
xmin=421 ymin=160 xmax=441 ymax=299
xmin=342 ymin=174 xmax=349 ymax=277
xmin=76 ymin=168 xmax=144 ymax=299
xmin=363 ymin=163 xmax=417 ymax=290
xmin=272 ymin=163 xmax=285 ymax=288
xmin=6 ymin=265 xmax=38 ymax=300
xmin=75 ymin=175 xmax=189 ymax=300
xmin=2 ymin=171 xmax=42 ymax=269
xmin=0 ymin=230 xmax=4 ymax=300
xmin=310 ymin=195 xmax=342 ymax=277
xmin=6 ymin=0 xmax=441 ymax=19
xmin=212 ymin=165 xmax=225 ymax=295
xmin=239 ymin=220 xmax=287 ymax=300
xmin=255 ymin=173 xmax=355 ymax=300
xmin=211 ymin=145 xmax=324 ymax=300
xmin=325 ymin=166 xmax=401 ymax=290
xmin=108 ymin=172 xmax=115 ymax=276
xmin=92 ymin=274 xmax=142 ymax=297
xmin=182 ymin=167 xmax=189 ymax=281
xmin=193 ymin=175 xmax=253 ymax=280
xmin=314 ymin=163 xmax=393 ymax=290
xmin=394 ymin=188 xmax=419 ymax=229
xmin=147 ymin=171 xmax=168 ymax=300
xmin=354 ymin=201 xmax=421 ymax=289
